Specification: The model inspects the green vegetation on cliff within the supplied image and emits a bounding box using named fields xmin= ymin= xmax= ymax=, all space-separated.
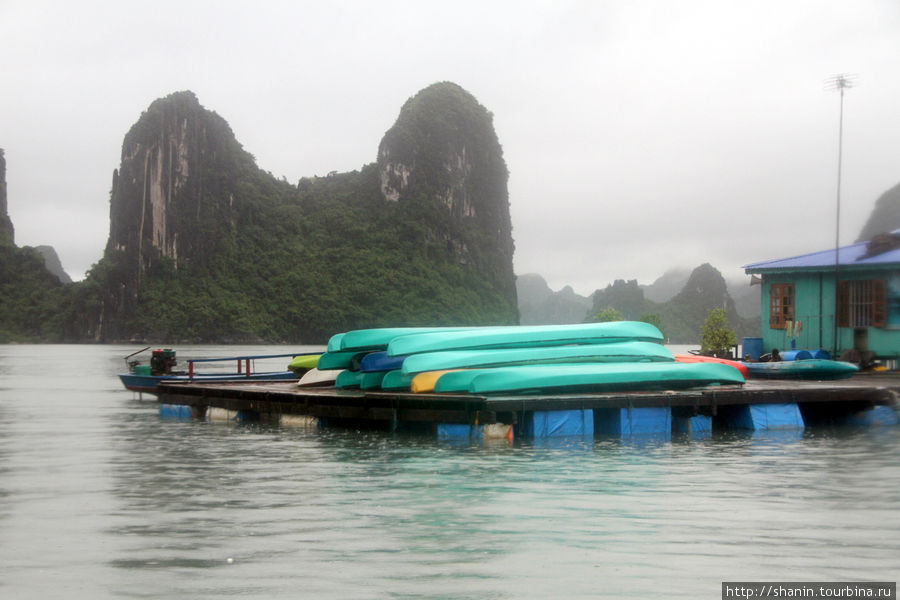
xmin=0 ymin=245 xmax=67 ymax=342
xmin=71 ymin=85 xmax=517 ymax=343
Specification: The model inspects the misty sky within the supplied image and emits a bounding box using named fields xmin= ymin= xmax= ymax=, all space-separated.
xmin=2 ymin=0 xmax=898 ymax=295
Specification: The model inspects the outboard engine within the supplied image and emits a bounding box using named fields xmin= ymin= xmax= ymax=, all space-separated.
xmin=150 ymin=349 xmax=177 ymax=375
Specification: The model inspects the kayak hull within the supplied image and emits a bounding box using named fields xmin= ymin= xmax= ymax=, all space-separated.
xmin=745 ymin=359 xmax=858 ymax=380
xmin=433 ymin=362 xmax=745 ymax=395
xmin=403 ymin=341 xmax=673 ymax=375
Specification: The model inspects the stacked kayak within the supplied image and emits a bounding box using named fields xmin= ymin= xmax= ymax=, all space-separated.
xmin=431 ymin=363 xmax=744 ymax=394
xmin=314 ymin=322 xmax=746 ymax=395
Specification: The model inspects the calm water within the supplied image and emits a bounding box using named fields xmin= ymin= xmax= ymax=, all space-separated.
xmin=0 ymin=344 xmax=897 ymax=599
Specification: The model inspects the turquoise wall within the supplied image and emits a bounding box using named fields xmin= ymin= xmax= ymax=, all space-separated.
xmin=760 ymin=269 xmax=900 ymax=358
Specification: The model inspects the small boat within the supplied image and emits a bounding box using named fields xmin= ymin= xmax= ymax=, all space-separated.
xmin=118 ymin=347 xmax=315 ymax=394
xmin=744 ymin=359 xmax=858 ymax=380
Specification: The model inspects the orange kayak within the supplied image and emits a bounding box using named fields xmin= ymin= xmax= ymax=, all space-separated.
xmin=674 ymin=354 xmax=749 ymax=377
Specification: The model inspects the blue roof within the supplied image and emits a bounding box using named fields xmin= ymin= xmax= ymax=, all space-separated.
xmin=743 ymin=229 xmax=900 ymax=273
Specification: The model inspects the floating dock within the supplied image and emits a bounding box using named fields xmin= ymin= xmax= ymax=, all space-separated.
xmin=153 ymin=373 xmax=900 ymax=439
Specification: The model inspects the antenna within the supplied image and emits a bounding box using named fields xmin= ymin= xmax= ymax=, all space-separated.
xmin=823 ymin=73 xmax=857 ymax=93
xmin=824 ymin=73 xmax=857 ymax=356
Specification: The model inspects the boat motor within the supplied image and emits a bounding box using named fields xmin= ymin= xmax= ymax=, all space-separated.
xmin=150 ymin=349 xmax=177 ymax=375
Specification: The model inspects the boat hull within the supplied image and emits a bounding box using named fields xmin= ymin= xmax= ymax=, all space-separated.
xmin=119 ymin=371 xmax=298 ymax=394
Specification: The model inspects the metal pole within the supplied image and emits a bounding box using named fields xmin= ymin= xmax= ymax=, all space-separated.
xmin=825 ymin=73 xmax=855 ymax=357
xmin=833 ymin=82 xmax=844 ymax=357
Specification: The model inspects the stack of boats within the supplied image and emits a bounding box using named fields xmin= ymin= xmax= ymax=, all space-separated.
xmin=297 ymin=322 xmax=748 ymax=395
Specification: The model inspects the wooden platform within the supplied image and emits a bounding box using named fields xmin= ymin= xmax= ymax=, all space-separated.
xmin=154 ymin=372 xmax=900 ymax=428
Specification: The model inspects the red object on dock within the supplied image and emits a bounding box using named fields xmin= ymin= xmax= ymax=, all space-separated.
xmin=674 ymin=354 xmax=749 ymax=378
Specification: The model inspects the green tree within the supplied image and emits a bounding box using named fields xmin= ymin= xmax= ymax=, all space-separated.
xmin=590 ymin=307 xmax=623 ymax=323
xmin=700 ymin=308 xmax=737 ymax=357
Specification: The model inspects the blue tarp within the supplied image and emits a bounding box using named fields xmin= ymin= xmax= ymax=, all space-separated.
xmin=595 ymin=407 xmax=672 ymax=437
xmin=525 ymin=409 xmax=594 ymax=438
xmin=721 ymin=403 xmax=805 ymax=430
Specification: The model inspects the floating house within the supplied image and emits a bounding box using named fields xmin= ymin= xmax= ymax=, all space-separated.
xmin=743 ymin=229 xmax=900 ymax=365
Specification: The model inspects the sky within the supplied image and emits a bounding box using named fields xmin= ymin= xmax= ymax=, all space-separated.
xmin=2 ymin=0 xmax=899 ymax=295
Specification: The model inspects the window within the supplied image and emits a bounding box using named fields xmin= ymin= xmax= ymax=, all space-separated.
xmin=837 ymin=279 xmax=886 ymax=328
xmin=769 ymin=283 xmax=794 ymax=329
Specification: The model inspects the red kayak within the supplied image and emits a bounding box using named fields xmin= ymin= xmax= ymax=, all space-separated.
xmin=674 ymin=354 xmax=749 ymax=378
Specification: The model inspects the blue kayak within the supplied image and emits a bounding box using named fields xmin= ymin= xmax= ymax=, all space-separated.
xmin=359 ymin=351 xmax=407 ymax=373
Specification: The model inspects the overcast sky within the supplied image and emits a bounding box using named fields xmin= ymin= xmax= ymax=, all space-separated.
xmin=2 ymin=0 xmax=899 ymax=295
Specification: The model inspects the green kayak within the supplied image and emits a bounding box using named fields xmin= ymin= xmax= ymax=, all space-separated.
xmin=380 ymin=369 xmax=414 ymax=391
xmin=401 ymin=341 xmax=673 ymax=375
xmin=326 ymin=333 xmax=345 ymax=352
xmin=287 ymin=353 xmax=321 ymax=375
xmin=335 ymin=370 xmax=364 ymax=389
xmin=317 ymin=350 xmax=371 ymax=371
xmin=335 ymin=327 xmax=480 ymax=352
xmin=745 ymin=359 xmax=858 ymax=380
xmin=387 ymin=322 xmax=664 ymax=357
xmin=433 ymin=362 xmax=745 ymax=394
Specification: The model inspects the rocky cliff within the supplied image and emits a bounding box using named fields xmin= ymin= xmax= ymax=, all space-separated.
xmin=377 ymin=82 xmax=516 ymax=301
xmin=101 ymin=92 xmax=258 ymax=332
xmin=89 ymin=84 xmax=517 ymax=342
xmin=857 ymin=181 xmax=900 ymax=242
xmin=35 ymin=245 xmax=72 ymax=283
xmin=0 ymin=149 xmax=15 ymax=247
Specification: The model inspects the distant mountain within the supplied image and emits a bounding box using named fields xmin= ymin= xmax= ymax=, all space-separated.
xmin=641 ymin=268 xmax=692 ymax=302
xmin=584 ymin=263 xmax=760 ymax=344
xmin=640 ymin=267 xmax=760 ymax=319
xmin=589 ymin=279 xmax=646 ymax=320
xmin=857 ymin=181 xmax=900 ymax=242
xmin=516 ymin=273 xmax=591 ymax=324
xmin=35 ymin=246 xmax=72 ymax=283
xmin=0 ymin=150 xmax=82 ymax=341
xmin=651 ymin=263 xmax=755 ymax=344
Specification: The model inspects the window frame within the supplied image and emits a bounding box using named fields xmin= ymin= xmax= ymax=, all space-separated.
xmin=769 ymin=283 xmax=795 ymax=329
xmin=837 ymin=279 xmax=886 ymax=328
